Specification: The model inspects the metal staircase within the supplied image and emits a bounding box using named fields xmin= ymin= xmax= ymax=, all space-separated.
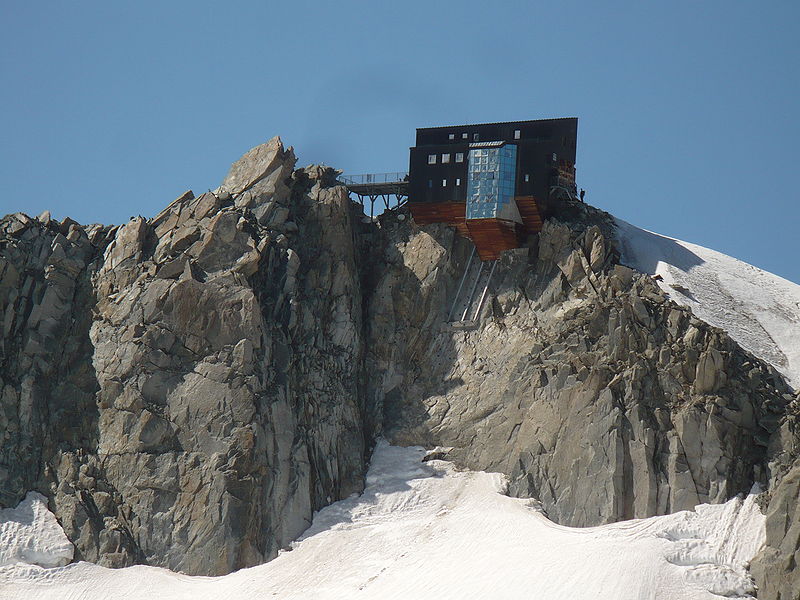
xmin=447 ymin=247 xmax=497 ymax=325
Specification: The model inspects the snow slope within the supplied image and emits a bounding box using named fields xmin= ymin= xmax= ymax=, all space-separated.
xmin=0 ymin=492 xmax=73 ymax=569
xmin=616 ymin=218 xmax=800 ymax=389
xmin=1 ymin=443 xmax=765 ymax=600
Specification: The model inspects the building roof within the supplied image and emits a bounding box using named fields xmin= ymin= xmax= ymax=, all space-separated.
xmin=415 ymin=117 xmax=578 ymax=132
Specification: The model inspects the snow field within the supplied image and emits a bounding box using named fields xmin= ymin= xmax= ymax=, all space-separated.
xmin=615 ymin=218 xmax=800 ymax=388
xmin=1 ymin=442 xmax=765 ymax=600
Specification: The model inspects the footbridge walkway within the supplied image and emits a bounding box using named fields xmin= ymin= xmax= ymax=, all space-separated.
xmin=337 ymin=172 xmax=409 ymax=218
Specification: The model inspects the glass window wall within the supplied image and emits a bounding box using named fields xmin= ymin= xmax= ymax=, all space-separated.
xmin=466 ymin=144 xmax=517 ymax=219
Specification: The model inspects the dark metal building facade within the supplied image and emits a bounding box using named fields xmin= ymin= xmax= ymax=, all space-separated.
xmin=407 ymin=118 xmax=578 ymax=260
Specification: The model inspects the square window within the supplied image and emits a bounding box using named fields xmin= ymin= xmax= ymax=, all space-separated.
xmin=442 ymin=153 xmax=451 ymax=163
xmin=514 ymin=129 xmax=521 ymax=139
xmin=473 ymin=133 xmax=479 ymax=141
xmin=455 ymin=153 xmax=464 ymax=162
xmin=448 ymin=133 xmax=455 ymax=140
xmin=462 ymin=133 xmax=468 ymax=139
xmin=428 ymin=154 xmax=436 ymax=164
xmin=442 ymin=179 xmax=447 ymax=187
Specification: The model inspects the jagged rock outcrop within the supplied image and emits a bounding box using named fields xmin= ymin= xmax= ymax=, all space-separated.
xmin=0 ymin=212 xmax=111 ymax=511
xmin=1 ymin=138 xmax=799 ymax=596
xmin=364 ymin=203 xmax=800 ymax=599
xmin=366 ymin=206 xmax=797 ymax=529
xmin=751 ymin=413 xmax=800 ymax=600
xmin=0 ymin=138 xmax=367 ymax=575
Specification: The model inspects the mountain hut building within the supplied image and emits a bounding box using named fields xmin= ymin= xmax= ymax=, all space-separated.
xmin=407 ymin=118 xmax=578 ymax=260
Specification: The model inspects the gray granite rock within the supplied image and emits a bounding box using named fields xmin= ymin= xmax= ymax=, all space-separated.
xmin=2 ymin=140 xmax=799 ymax=595
xmin=0 ymin=140 xmax=366 ymax=576
xmin=751 ymin=411 xmax=800 ymax=600
xmin=366 ymin=204 xmax=798 ymax=531
xmin=751 ymin=463 xmax=800 ymax=599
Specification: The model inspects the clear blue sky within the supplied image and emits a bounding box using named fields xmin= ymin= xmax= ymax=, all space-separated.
xmin=2 ymin=1 xmax=798 ymax=283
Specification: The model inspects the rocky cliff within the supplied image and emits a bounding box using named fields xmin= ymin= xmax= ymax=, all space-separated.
xmin=366 ymin=205 xmax=800 ymax=599
xmin=0 ymin=139 xmax=367 ymax=575
xmin=1 ymin=139 xmax=798 ymax=597
xmin=368 ymin=211 xmax=794 ymax=523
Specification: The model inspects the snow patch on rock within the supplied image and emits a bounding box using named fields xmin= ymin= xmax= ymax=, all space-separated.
xmin=0 ymin=492 xmax=73 ymax=568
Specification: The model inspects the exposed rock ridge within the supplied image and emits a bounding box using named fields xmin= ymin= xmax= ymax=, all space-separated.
xmin=365 ymin=201 xmax=800 ymax=599
xmin=1 ymin=140 xmax=799 ymax=598
xmin=0 ymin=138 xmax=367 ymax=575
xmin=0 ymin=213 xmax=113 ymax=509
xmin=368 ymin=204 xmax=794 ymax=519
xmin=751 ymin=410 xmax=800 ymax=600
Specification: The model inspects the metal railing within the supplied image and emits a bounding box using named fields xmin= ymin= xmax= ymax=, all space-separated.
xmin=338 ymin=172 xmax=409 ymax=186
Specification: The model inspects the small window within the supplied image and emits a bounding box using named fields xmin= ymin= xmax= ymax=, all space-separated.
xmin=473 ymin=133 xmax=479 ymax=141
xmin=428 ymin=154 xmax=437 ymax=164
xmin=455 ymin=152 xmax=464 ymax=163
xmin=442 ymin=179 xmax=447 ymax=187
xmin=462 ymin=133 xmax=468 ymax=139
xmin=455 ymin=178 xmax=461 ymax=186
xmin=514 ymin=129 xmax=521 ymax=140
xmin=552 ymin=153 xmax=557 ymax=161
xmin=448 ymin=133 xmax=455 ymax=140
xmin=441 ymin=153 xmax=451 ymax=163
xmin=428 ymin=179 xmax=433 ymax=189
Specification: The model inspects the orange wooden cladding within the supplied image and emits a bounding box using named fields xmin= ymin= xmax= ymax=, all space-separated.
xmin=514 ymin=196 xmax=544 ymax=235
xmin=408 ymin=196 xmax=545 ymax=260
xmin=465 ymin=219 xmax=521 ymax=261
xmin=407 ymin=202 xmax=469 ymax=236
